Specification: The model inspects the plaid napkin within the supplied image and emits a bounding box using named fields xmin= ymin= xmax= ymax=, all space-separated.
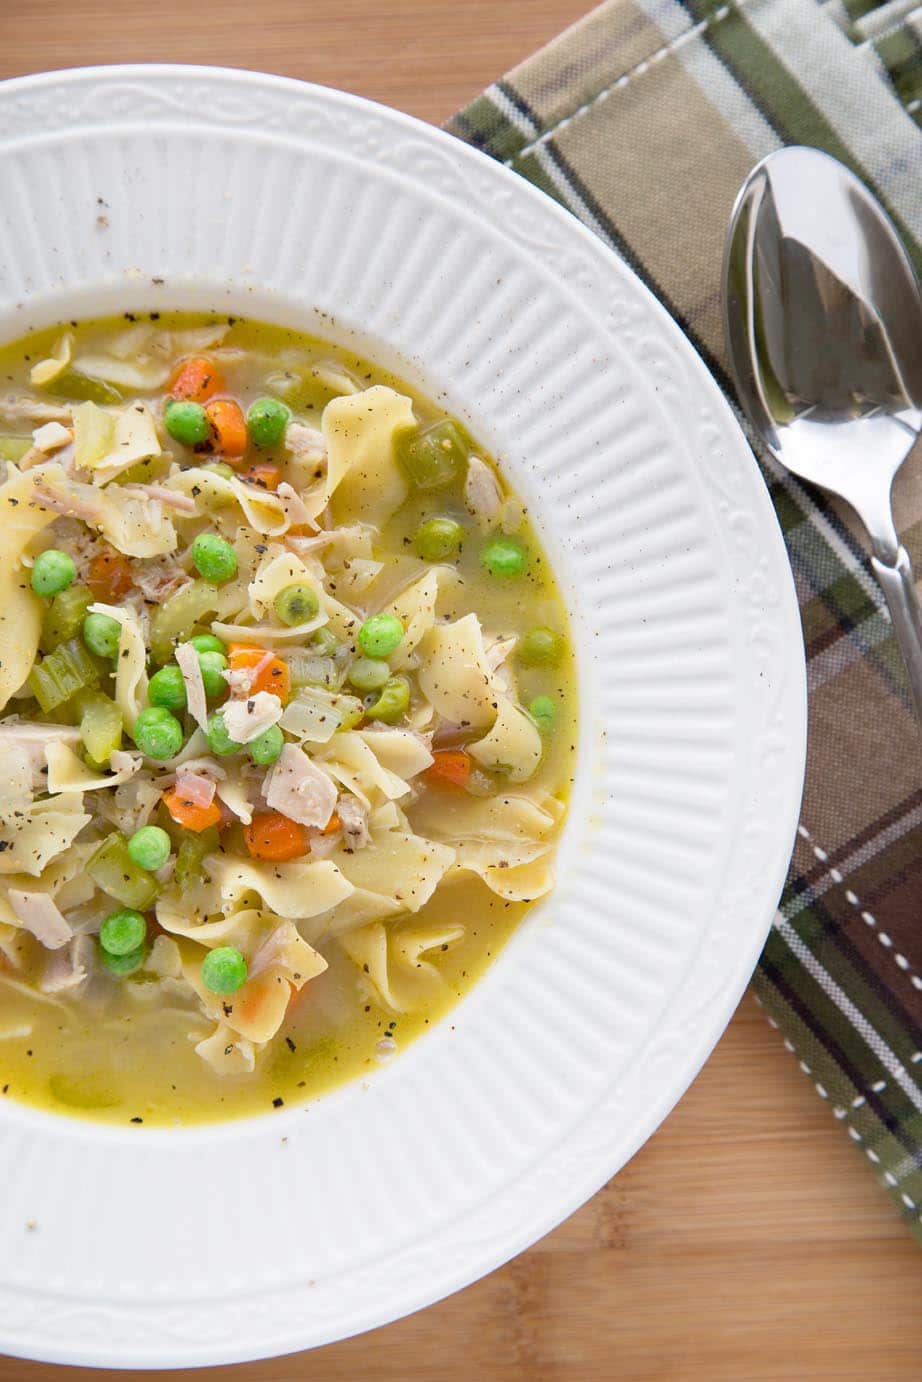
xmin=449 ymin=0 xmax=922 ymax=1237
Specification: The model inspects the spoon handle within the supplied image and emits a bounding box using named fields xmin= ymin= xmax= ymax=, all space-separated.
xmin=871 ymin=547 xmax=922 ymax=723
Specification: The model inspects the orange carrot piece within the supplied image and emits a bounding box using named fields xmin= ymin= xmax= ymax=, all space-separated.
xmin=242 ymin=462 xmax=282 ymax=491
xmin=426 ymin=749 xmax=472 ymax=789
xmin=169 ymin=356 xmax=224 ymax=403
xmin=205 ymin=398 xmax=247 ymax=458
xmin=321 ymin=811 xmax=342 ymax=836
xmin=162 ymin=787 xmax=222 ymax=833
xmin=244 ymin=812 xmax=310 ymax=862
xmin=86 ymin=547 xmax=132 ymax=601
xmin=228 ymin=645 xmax=291 ymax=704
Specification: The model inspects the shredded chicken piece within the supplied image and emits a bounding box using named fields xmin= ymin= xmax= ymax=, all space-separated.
xmin=337 ymin=794 xmax=370 ymax=851
xmin=122 ymin=484 xmax=197 ymax=513
xmin=8 ymin=890 xmax=72 ymax=950
xmin=222 ymin=691 xmax=283 ymax=744
xmin=0 ymin=394 xmax=72 ymax=428
xmin=263 ymin=743 xmax=337 ymax=828
xmin=464 ymin=455 xmax=502 ymax=529
xmin=277 ymin=481 xmax=317 ymax=529
xmin=174 ymin=770 xmax=216 ymax=809
xmin=39 ymin=935 xmax=93 ymax=994
xmin=0 ymin=722 xmax=81 ymax=790
xmin=285 ymin=422 xmax=326 ymax=458
xmin=174 ymin=643 xmax=209 ymax=732
xmin=131 ymin=557 xmax=188 ymax=603
xmin=32 ymin=422 xmax=73 ymax=454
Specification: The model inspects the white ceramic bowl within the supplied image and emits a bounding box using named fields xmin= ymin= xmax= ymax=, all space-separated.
xmin=0 ymin=65 xmax=805 ymax=1369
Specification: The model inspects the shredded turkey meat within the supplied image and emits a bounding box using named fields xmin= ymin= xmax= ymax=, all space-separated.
xmin=8 ymin=890 xmax=73 ymax=950
xmin=222 ymin=692 xmax=283 ymax=744
xmin=263 ymin=744 xmax=337 ymax=828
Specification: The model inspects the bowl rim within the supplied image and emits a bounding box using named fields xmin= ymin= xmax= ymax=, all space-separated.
xmin=0 ymin=62 xmax=807 ymax=1368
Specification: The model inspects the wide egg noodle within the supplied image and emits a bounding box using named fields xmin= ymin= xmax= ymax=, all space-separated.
xmin=416 ymin=612 xmax=500 ymax=729
xmin=87 ymin=601 xmax=149 ymax=730
xmin=199 ymin=854 xmax=354 ymax=921
xmin=0 ymin=794 xmax=91 ymax=878
xmin=324 ymin=386 xmax=417 ymax=528
xmin=468 ymin=694 xmax=543 ymax=783
xmin=380 ymin=567 xmax=441 ymax=670
xmin=339 ymin=918 xmax=465 ymax=1014
xmin=0 ymin=465 xmax=65 ymax=711
xmin=45 ymin=743 xmax=142 ymax=794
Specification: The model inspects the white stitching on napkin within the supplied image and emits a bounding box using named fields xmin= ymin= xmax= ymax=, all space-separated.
xmin=796 ymin=821 xmax=919 ymax=992
xmin=756 ymin=991 xmax=919 ymax=1206
xmin=505 ymin=3 xmax=738 ymax=167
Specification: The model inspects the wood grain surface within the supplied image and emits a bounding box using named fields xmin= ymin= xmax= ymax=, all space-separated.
xmin=1 ymin=4 xmax=920 ymax=1377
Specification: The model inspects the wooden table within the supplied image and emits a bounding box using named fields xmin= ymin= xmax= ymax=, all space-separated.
xmin=2 ymin=4 xmax=920 ymax=1377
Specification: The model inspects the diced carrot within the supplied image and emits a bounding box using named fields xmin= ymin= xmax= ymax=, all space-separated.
xmin=242 ymin=462 xmax=282 ymax=491
xmin=86 ymin=547 xmax=133 ymax=601
xmin=162 ymin=787 xmax=222 ymax=833
xmin=244 ymin=811 xmax=310 ymax=862
xmin=425 ymin=749 xmax=472 ymax=789
xmin=169 ymin=355 xmax=224 ymax=403
xmin=321 ymin=812 xmax=342 ymax=836
xmin=228 ymin=644 xmax=291 ymax=704
xmin=205 ymin=399 xmax=247 ymax=458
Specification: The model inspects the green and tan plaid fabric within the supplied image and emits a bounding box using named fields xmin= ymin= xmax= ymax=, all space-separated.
xmin=450 ymin=0 xmax=922 ymax=1237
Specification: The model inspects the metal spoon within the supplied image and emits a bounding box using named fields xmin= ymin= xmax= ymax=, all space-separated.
xmin=723 ymin=145 xmax=922 ymax=720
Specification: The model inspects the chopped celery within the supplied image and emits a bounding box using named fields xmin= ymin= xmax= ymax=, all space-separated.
xmin=396 ymin=419 xmax=470 ymax=490
xmin=48 ymin=369 xmax=122 ymax=406
xmin=75 ymin=689 xmax=123 ymax=766
xmin=0 ymin=435 xmax=32 ymax=462
xmin=87 ymin=832 xmax=160 ymax=909
xmin=40 ymin=585 xmax=94 ymax=654
xmin=150 ymin=580 xmax=219 ymax=665
xmin=173 ymin=826 xmax=220 ymax=890
xmin=28 ymin=637 xmax=100 ymax=713
xmin=288 ymin=653 xmax=340 ymax=691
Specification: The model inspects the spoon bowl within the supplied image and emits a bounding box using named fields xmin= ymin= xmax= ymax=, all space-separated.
xmin=724 ymin=145 xmax=922 ymax=718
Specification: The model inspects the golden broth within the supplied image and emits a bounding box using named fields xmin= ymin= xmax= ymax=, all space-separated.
xmin=0 ymin=312 xmax=576 ymax=1126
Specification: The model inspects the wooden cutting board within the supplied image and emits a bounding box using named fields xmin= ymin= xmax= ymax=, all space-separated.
xmin=1 ymin=3 xmax=920 ymax=1377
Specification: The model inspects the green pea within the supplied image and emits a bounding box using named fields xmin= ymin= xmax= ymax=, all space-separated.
xmin=480 ymin=537 xmax=527 ymax=578
xmin=310 ymin=627 xmax=339 ymax=656
xmin=31 ymin=549 xmax=76 ymax=598
xmin=247 ymin=397 xmax=291 ymax=449
xmin=164 ymin=399 xmax=210 ymax=446
xmin=198 ymin=649 xmax=229 ymax=698
xmin=347 ymin=657 xmax=390 ymax=692
xmin=190 ymin=533 xmax=237 ymax=584
xmin=99 ymin=907 xmax=147 ymax=956
xmin=148 ymin=664 xmax=187 ymax=712
xmin=414 ymin=517 xmax=465 ymax=562
xmin=101 ymin=943 xmax=147 ymax=977
xmin=201 ymin=945 xmax=248 ymax=995
xmin=520 ymin=627 xmax=562 ymax=666
xmin=274 ymin=583 xmax=320 ymax=628
xmin=82 ymin=611 xmax=122 ymax=658
xmin=528 ymin=695 xmax=557 ymax=734
xmin=358 ymin=613 xmax=404 ymax=658
xmin=127 ymin=825 xmax=171 ymax=872
xmin=249 ymin=723 xmax=284 ymax=766
xmin=132 ymin=706 xmax=184 ymax=761
xmin=189 ymin=633 xmax=226 ymax=656
xmin=206 ymin=710 xmax=243 ymax=757
xmin=364 ymin=676 xmax=410 ymax=724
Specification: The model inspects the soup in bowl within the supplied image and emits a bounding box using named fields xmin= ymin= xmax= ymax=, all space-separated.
xmin=0 ymin=311 xmax=574 ymax=1125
